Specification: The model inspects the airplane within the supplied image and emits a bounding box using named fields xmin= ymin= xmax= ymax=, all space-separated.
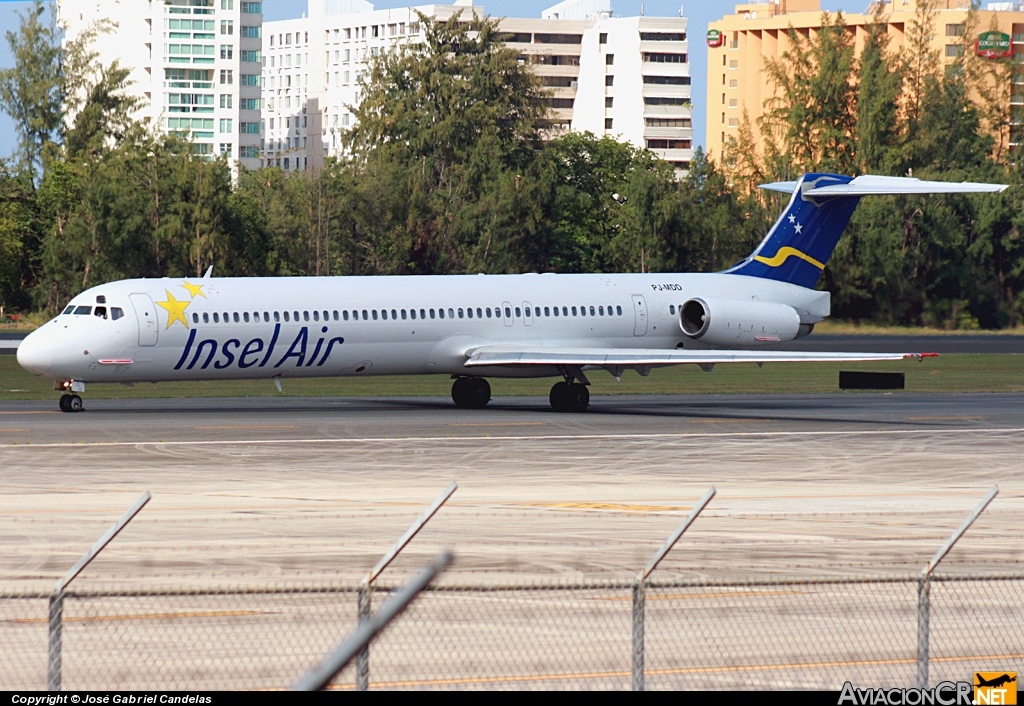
xmin=16 ymin=172 xmax=1007 ymax=413
xmin=975 ymin=674 xmax=1016 ymax=689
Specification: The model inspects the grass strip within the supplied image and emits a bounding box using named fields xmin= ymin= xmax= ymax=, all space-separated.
xmin=1 ymin=354 xmax=1022 ymax=402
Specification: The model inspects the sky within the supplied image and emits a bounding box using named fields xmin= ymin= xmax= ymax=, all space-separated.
xmin=0 ymin=0 xmax=851 ymax=164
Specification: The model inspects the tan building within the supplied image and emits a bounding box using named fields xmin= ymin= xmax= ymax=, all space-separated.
xmin=706 ymin=0 xmax=1024 ymax=163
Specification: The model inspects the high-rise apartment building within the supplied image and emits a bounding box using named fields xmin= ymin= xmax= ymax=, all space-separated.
xmin=264 ymin=0 xmax=692 ymax=173
xmin=59 ymin=0 xmax=263 ymax=169
xmin=706 ymin=0 xmax=1024 ymax=161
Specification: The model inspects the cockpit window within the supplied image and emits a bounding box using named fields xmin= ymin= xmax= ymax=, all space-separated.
xmin=111 ymin=307 xmax=124 ymax=320
xmin=73 ymin=306 xmax=92 ymax=315
xmin=94 ymin=306 xmax=108 ymax=319
xmin=63 ymin=306 xmax=74 ymax=315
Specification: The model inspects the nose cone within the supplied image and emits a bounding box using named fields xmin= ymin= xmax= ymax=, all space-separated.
xmin=17 ymin=329 xmax=53 ymax=377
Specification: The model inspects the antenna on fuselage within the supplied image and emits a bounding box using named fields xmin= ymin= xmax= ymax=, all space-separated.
xmin=203 ymin=266 xmax=213 ymax=279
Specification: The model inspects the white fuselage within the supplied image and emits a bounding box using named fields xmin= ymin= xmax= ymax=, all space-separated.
xmin=17 ymin=272 xmax=829 ymax=384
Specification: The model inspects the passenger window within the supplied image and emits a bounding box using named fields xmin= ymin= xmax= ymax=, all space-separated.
xmin=313 ymin=311 xmax=320 ymax=322
xmin=486 ymin=308 xmax=492 ymax=318
xmin=439 ymin=308 xmax=445 ymax=319
xmin=447 ymin=308 xmax=454 ymax=319
xmin=617 ymin=305 xmax=623 ymax=315
xmin=401 ymin=309 xmax=407 ymax=320
xmin=476 ymin=308 xmax=482 ymax=318
xmin=430 ymin=309 xmax=436 ymax=319
xmin=362 ymin=310 xmax=368 ymax=320
xmin=343 ymin=311 xmax=349 ymax=321
xmin=669 ymin=305 xmax=675 ymax=315
xmin=232 ymin=312 xmax=239 ymax=323
xmin=244 ymin=312 xmax=250 ymax=322
xmin=333 ymin=311 xmax=339 ymax=321
xmin=505 ymin=307 xmax=512 ymax=318
xmin=410 ymin=309 xmax=416 ymax=320
xmin=294 ymin=311 xmax=300 ymax=321
xmin=589 ymin=306 xmax=595 ymax=316
xmin=382 ymin=310 xmax=389 ymax=320
xmin=525 ymin=307 xmax=531 ymax=317
xmin=569 ymin=307 xmax=576 ymax=316
xmin=94 ymin=306 xmax=107 ymax=319
xmin=599 ymin=306 xmax=604 ymax=316
xmin=466 ymin=308 xmax=472 ymax=319
xmin=192 ymin=313 xmax=199 ymax=324
xmin=63 ymin=305 xmax=74 ymax=315
xmin=213 ymin=313 xmax=220 ymax=323
xmin=372 ymin=310 xmax=378 ymax=320
xmin=73 ymin=306 xmax=92 ymax=315
xmin=274 ymin=311 xmax=280 ymax=322
xmin=458 ymin=308 xmax=464 ymax=318
xmin=303 ymin=311 xmax=310 ymax=322
xmin=420 ymin=309 xmax=426 ymax=319
xmin=544 ymin=307 xmax=550 ymax=316
xmin=391 ymin=309 xmax=397 ymax=320
xmin=324 ymin=310 xmax=329 ymax=321
xmin=562 ymin=306 xmax=568 ymax=316
xmin=553 ymin=307 xmax=559 ymax=317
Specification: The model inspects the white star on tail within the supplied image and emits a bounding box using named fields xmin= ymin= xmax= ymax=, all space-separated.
xmin=794 ymin=223 xmax=803 ymax=234
xmin=788 ymin=214 xmax=796 ymax=224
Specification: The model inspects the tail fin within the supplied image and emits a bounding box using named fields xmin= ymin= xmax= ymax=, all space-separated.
xmin=724 ymin=173 xmax=1008 ymax=289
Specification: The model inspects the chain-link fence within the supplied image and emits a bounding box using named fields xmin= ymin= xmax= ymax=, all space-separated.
xmin=2 ymin=575 xmax=1021 ymax=690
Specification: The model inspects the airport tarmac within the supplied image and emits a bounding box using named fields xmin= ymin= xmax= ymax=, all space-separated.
xmin=0 ymin=393 xmax=1022 ymax=590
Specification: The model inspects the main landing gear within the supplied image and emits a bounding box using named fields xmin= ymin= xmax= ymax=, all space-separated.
xmin=549 ymin=366 xmax=590 ymax=412
xmin=59 ymin=393 xmax=84 ymax=413
xmin=451 ymin=376 xmax=492 ymax=409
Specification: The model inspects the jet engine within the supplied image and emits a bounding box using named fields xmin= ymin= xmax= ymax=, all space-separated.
xmin=678 ymin=298 xmax=812 ymax=347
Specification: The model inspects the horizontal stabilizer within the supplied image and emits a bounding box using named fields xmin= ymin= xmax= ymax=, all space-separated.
xmin=758 ymin=175 xmax=1008 ymax=197
xmin=465 ymin=346 xmax=936 ymax=368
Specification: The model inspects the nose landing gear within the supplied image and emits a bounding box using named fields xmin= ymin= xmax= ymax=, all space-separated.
xmin=56 ymin=381 xmax=85 ymax=413
xmin=59 ymin=394 xmax=84 ymax=413
xmin=451 ymin=376 xmax=491 ymax=409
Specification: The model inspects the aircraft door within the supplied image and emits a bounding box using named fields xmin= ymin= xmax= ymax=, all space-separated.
xmin=129 ymin=293 xmax=159 ymax=346
xmin=502 ymin=301 xmax=514 ymax=327
xmin=631 ymin=294 xmax=648 ymax=336
xmin=522 ymin=301 xmax=533 ymax=327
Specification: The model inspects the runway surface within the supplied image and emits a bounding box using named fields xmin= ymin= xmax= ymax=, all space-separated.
xmin=1 ymin=393 xmax=1022 ymax=589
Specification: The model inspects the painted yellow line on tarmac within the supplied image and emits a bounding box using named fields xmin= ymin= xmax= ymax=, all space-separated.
xmin=194 ymin=425 xmax=298 ymax=429
xmin=686 ymin=419 xmax=772 ymax=423
xmin=327 ymin=652 xmax=1024 ymax=689
xmin=450 ymin=422 xmax=545 ymax=427
xmin=0 ymin=429 xmax=27 ymax=432
xmin=596 ymin=590 xmax=804 ymax=601
xmin=6 ymin=610 xmax=263 ymax=624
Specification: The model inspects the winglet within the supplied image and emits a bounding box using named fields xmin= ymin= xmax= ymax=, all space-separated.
xmin=203 ymin=266 xmax=213 ymax=279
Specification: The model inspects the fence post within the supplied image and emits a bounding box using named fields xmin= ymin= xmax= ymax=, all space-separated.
xmin=632 ymin=487 xmax=715 ymax=691
xmin=355 ymin=583 xmax=370 ymax=690
xmin=355 ymin=481 xmax=457 ymax=691
xmin=632 ymin=581 xmax=645 ymax=691
xmin=47 ymin=592 xmax=63 ymax=691
xmin=46 ymin=491 xmax=151 ymax=691
xmin=915 ymin=486 xmax=998 ymax=689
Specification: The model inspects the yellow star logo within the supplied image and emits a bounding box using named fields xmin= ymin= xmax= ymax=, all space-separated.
xmin=180 ymin=281 xmax=206 ymax=299
xmin=156 ymin=290 xmax=190 ymax=329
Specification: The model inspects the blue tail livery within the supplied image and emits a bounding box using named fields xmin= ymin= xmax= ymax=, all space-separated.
xmin=724 ymin=173 xmax=1007 ymax=289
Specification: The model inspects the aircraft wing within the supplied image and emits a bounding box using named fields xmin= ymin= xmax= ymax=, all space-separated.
xmin=464 ymin=346 xmax=935 ymax=368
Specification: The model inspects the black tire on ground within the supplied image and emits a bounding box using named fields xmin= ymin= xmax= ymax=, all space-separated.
xmin=567 ymin=383 xmax=590 ymax=412
xmin=68 ymin=395 xmax=84 ymax=413
xmin=549 ymin=381 xmax=570 ymax=412
xmin=59 ymin=394 xmax=71 ymax=413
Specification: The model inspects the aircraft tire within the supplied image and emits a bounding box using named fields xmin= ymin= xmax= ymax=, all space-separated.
xmin=567 ymin=383 xmax=590 ymax=412
xmin=59 ymin=394 xmax=71 ymax=413
xmin=452 ymin=377 xmax=491 ymax=409
xmin=68 ymin=395 xmax=84 ymax=413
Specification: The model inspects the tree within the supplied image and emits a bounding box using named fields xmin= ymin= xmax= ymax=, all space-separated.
xmin=0 ymin=1 xmax=62 ymax=180
xmin=856 ymin=7 xmax=902 ymax=174
xmin=761 ymin=12 xmax=858 ymax=174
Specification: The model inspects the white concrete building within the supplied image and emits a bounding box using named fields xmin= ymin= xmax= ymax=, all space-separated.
xmin=572 ymin=16 xmax=692 ymax=171
xmin=59 ymin=0 xmax=263 ymax=170
xmin=264 ymin=0 xmax=692 ymax=173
